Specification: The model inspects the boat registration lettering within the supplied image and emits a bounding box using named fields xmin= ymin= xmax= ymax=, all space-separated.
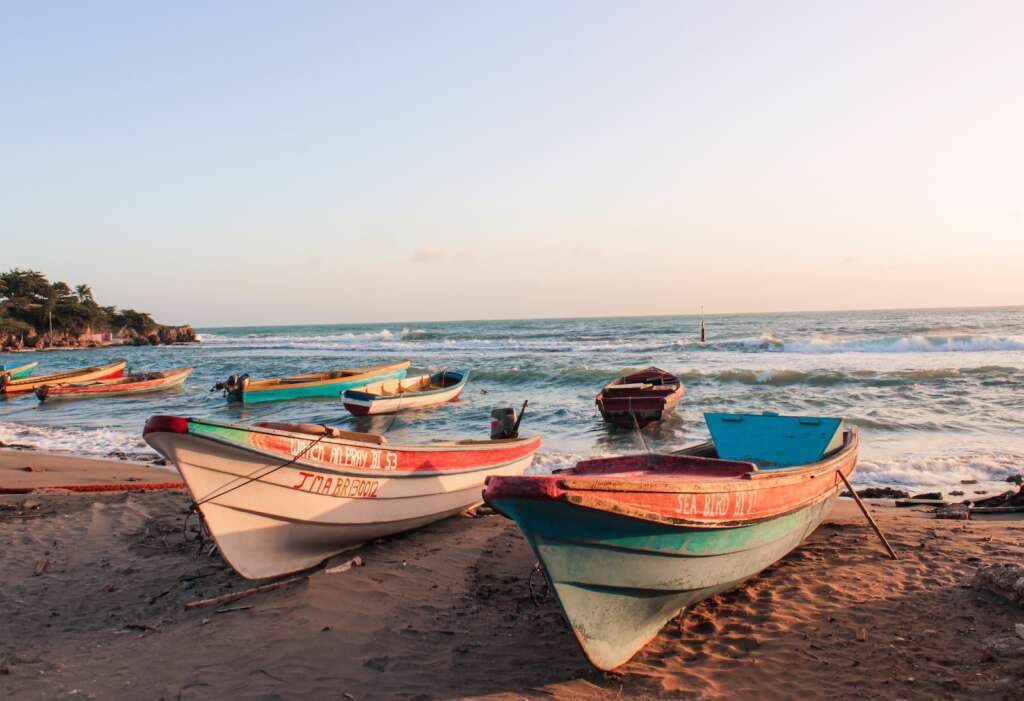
xmin=287 ymin=439 xmax=399 ymax=471
xmin=291 ymin=471 xmax=380 ymax=498
xmin=676 ymin=491 xmax=757 ymax=518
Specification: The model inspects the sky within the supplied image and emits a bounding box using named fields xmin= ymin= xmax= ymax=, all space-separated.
xmin=2 ymin=1 xmax=1022 ymax=326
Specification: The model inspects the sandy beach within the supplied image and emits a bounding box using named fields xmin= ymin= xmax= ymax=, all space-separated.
xmin=1 ymin=449 xmax=1021 ymax=700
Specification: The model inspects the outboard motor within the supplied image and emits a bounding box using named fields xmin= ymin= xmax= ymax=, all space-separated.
xmin=491 ymin=400 xmax=528 ymax=439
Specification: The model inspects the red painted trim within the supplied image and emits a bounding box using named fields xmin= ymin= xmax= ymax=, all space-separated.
xmin=144 ymin=415 xmax=190 ymax=436
xmin=0 ymin=482 xmax=184 ymax=494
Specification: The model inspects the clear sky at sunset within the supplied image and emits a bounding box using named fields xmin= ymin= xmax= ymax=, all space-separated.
xmin=2 ymin=2 xmax=1021 ymax=326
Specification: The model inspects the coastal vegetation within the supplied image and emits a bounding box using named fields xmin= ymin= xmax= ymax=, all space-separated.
xmin=0 ymin=268 xmax=195 ymax=350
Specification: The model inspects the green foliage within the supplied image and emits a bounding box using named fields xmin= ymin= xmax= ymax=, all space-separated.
xmin=0 ymin=269 xmax=157 ymax=339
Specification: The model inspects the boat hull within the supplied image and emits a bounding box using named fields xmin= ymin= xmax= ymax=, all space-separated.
xmin=596 ymin=367 xmax=684 ymax=428
xmin=1 ymin=361 xmax=37 ymax=380
xmin=492 ymin=492 xmax=838 ymax=670
xmin=229 ymin=362 xmax=411 ymax=403
xmin=37 ymin=368 xmax=192 ymax=402
xmin=342 ymin=370 xmax=468 ymax=416
xmin=145 ymin=419 xmax=540 ymax=579
xmin=597 ymin=386 xmax=683 ymax=428
xmin=0 ymin=360 xmax=127 ymax=394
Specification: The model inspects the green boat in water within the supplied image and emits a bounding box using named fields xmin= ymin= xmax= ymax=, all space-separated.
xmin=216 ymin=360 xmax=411 ymax=403
xmin=1 ymin=361 xmax=38 ymax=380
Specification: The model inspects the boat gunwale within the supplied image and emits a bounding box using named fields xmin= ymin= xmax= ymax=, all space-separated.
xmin=343 ymin=370 xmax=468 ymax=403
xmin=244 ymin=360 xmax=412 ymax=392
xmin=39 ymin=368 xmax=193 ymax=400
xmin=487 ymin=430 xmax=858 ymax=528
xmin=1 ymin=359 xmax=128 ymax=392
xmin=153 ymin=418 xmax=542 ymax=479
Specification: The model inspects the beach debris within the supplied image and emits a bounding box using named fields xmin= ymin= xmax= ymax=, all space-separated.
xmin=14 ymin=466 xmax=33 ymax=472
xmin=33 ymin=558 xmax=48 ymax=576
xmin=214 ymin=605 xmax=252 ymax=614
xmin=950 ymin=490 xmax=965 ymax=496
xmin=856 ymin=627 xmax=868 ymax=642
xmin=971 ymin=487 xmax=1024 ymax=508
xmin=22 ymin=499 xmax=41 ymax=510
xmin=934 ymin=504 xmax=971 ymax=520
xmin=972 ymin=564 xmax=1024 ymax=607
xmin=896 ymin=498 xmax=947 ymax=508
xmin=1006 ymin=474 xmax=1023 ymax=485
xmin=911 ymin=492 xmax=942 ymax=501
xmin=184 ymin=572 xmax=312 ymax=610
xmin=325 ymin=556 xmax=364 ymax=574
xmin=982 ymin=633 xmax=1024 ymax=659
xmin=124 ymin=623 xmax=158 ymax=633
xmin=961 ymin=479 xmax=979 ymax=485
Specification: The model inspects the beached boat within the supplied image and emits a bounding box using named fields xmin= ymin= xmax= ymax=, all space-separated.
xmin=143 ymin=415 xmax=542 ymax=579
xmin=342 ymin=370 xmax=469 ymax=416
xmin=484 ymin=412 xmax=856 ymax=671
xmin=0 ymin=359 xmax=127 ymax=395
xmin=217 ymin=360 xmax=411 ymax=403
xmin=595 ymin=366 xmax=683 ymax=428
xmin=1 ymin=361 xmax=38 ymax=380
xmin=35 ymin=367 xmax=193 ymax=402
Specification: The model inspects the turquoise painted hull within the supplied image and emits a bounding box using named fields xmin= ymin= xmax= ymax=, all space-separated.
xmin=242 ymin=368 xmax=408 ymax=403
xmin=2 ymin=362 xmax=37 ymax=380
xmin=492 ymin=495 xmax=836 ymax=670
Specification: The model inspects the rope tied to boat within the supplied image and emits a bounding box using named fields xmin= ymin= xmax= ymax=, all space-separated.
xmin=192 ymin=427 xmax=332 ymax=507
xmin=528 ymin=561 xmax=549 ymax=606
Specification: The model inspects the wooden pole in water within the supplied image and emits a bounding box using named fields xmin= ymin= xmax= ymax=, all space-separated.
xmin=838 ymin=470 xmax=898 ymax=561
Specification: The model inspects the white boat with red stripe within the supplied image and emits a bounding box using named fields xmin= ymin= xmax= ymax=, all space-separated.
xmin=143 ymin=416 xmax=541 ymax=579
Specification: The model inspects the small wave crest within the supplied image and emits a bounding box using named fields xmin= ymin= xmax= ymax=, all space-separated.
xmin=0 ymin=422 xmax=160 ymax=461
xmin=855 ymin=452 xmax=1024 ymax=489
xmin=786 ymin=334 xmax=1024 ymax=354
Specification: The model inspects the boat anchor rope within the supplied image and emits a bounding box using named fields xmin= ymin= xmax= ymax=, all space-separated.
xmin=528 ymin=561 xmax=549 ymax=607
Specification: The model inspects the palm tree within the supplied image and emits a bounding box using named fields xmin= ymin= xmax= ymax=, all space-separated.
xmin=75 ymin=284 xmax=95 ymax=305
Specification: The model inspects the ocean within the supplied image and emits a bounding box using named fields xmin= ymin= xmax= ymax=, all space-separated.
xmin=2 ymin=306 xmax=1023 ymax=493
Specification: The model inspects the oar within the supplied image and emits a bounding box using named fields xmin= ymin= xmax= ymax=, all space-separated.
xmin=837 ymin=470 xmax=898 ymax=561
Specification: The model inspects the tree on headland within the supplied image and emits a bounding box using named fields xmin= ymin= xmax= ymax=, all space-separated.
xmin=0 ymin=268 xmax=192 ymax=349
xmin=74 ymin=284 xmax=95 ymax=305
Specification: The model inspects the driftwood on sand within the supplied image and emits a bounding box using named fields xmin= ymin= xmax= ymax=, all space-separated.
xmin=184 ymin=573 xmax=313 ymax=610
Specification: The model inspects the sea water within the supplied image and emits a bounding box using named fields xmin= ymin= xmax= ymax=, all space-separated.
xmin=2 ymin=306 xmax=1022 ymax=493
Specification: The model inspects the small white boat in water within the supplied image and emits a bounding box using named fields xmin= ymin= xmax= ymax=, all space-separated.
xmin=342 ymin=369 xmax=468 ymax=416
xmin=143 ymin=415 xmax=539 ymax=579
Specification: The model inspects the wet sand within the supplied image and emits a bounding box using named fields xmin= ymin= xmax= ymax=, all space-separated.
xmin=2 ymin=451 xmax=1023 ymax=700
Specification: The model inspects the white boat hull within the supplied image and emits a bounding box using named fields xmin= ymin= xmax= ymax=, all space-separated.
xmin=146 ymin=430 xmax=536 ymax=579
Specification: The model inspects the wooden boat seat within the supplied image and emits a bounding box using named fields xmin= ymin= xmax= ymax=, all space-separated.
xmin=254 ymin=422 xmax=387 ymax=445
xmin=572 ymin=453 xmax=757 ymax=479
xmin=605 ymin=383 xmax=652 ymax=392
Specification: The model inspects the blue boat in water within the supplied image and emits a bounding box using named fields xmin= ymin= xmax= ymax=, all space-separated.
xmin=484 ymin=412 xmax=856 ymax=670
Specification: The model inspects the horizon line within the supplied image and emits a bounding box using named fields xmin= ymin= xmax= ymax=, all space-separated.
xmin=194 ymin=302 xmax=1024 ymax=331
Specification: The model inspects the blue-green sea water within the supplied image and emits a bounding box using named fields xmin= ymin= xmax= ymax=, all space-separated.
xmin=2 ymin=307 xmax=1023 ymax=492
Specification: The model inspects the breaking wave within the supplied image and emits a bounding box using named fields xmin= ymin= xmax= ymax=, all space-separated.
xmin=854 ymin=452 xmax=1024 ymax=490
xmin=0 ymin=422 xmax=163 ymax=463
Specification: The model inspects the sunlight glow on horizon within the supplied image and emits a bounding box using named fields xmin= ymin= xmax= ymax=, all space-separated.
xmin=2 ymin=2 xmax=1021 ymax=326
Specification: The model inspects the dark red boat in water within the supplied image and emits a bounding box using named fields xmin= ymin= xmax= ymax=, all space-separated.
xmin=596 ymin=366 xmax=683 ymax=428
